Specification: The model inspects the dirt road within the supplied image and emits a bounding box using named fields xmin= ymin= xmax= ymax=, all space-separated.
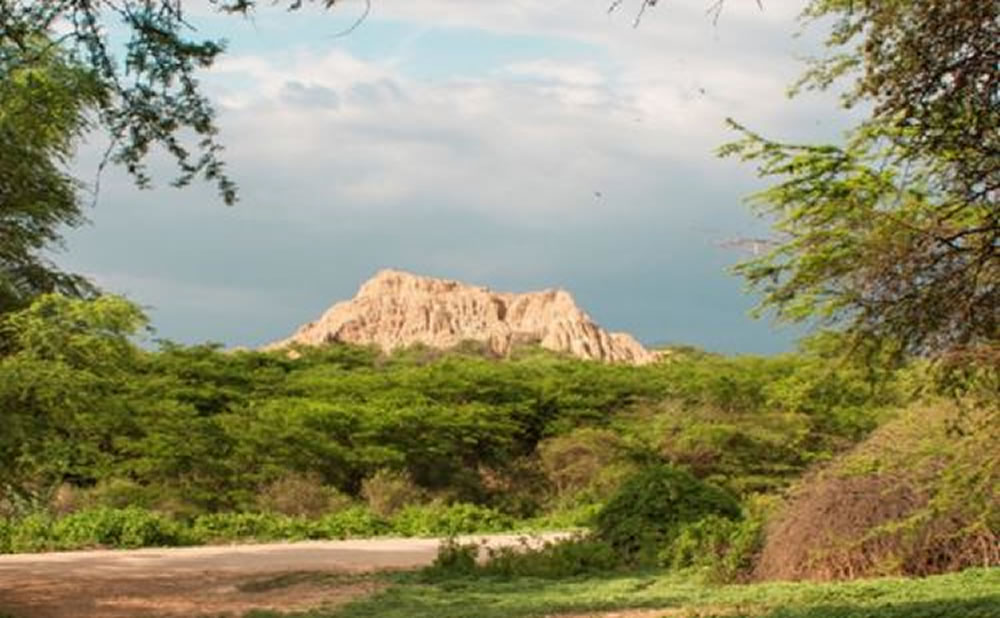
xmin=0 ymin=533 xmax=566 ymax=618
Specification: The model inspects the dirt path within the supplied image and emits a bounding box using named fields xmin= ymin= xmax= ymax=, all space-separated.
xmin=0 ymin=533 xmax=566 ymax=618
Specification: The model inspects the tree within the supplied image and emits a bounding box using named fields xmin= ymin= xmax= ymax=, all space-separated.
xmin=0 ymin=38 xmax=100 ymax=319
xmin=0 ymin=294 xmax=147 ymax=502
xmin=723 ymin=0 xmax=998 ymax=364
xmin=0 ymin=1 xmax=339 ymax=206
xmin=0 ymin=1 xmax=756 ymax=205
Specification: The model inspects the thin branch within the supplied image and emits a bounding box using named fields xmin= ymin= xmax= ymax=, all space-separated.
xmin=329 ymin=0 xmax=370 ymax=38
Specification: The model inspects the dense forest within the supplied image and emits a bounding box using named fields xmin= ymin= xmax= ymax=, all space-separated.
xmin=0 ymin=294 xmax=995 ymax=582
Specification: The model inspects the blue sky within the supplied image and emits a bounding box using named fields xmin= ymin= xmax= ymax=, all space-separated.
xmin=61 ymin=0 xmax=861 ymax=354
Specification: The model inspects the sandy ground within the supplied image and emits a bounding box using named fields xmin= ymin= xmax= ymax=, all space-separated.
xmin=0 ymin=533 xmax=566 ymax=618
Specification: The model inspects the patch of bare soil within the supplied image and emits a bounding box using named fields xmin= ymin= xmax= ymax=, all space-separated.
xmin=0 ymin=569 xmax=382 ymax=618
xmin=550 ymin=608 xmax=749 ymax=618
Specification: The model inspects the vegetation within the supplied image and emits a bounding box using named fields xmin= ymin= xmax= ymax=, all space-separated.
xmin=756 ymin=402 xmax=998 ymax=580
xmin=724 ymin=0 xmax=998 ymax=365
xmin=1 ymin=293 xmax=993 ymax=595
xmin=0 ymin=36 xmax=99 ymax=318
xmin=0 ymin=4 xmax=994 ymax=618
xmin=593 ymin=464 xmax=740 ymax=566
xmin=0 ymin=294 xmax=941 ymax=555
xmin=243 ymin=567 xmax=1000 ymax=618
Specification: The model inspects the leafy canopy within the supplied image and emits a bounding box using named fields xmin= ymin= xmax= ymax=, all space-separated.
xmin=723 ymin=0 xmax=998 ymax=362
xmin=0 ymin=39 xmax=100 ymax=318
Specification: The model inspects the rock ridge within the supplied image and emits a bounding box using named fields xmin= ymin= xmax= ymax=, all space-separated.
xmin=268 ymin=269 xmax=655 ymax=365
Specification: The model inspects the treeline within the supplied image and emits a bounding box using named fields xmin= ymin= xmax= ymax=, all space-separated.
xmin=4 ymin=294 xmax=995 ymax=580
xmin=1 ymin=294 xmax=908 ymax=522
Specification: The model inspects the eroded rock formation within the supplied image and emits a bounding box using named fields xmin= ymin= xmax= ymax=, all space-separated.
xmin=268 ymin=269 xmax=655 ymax=365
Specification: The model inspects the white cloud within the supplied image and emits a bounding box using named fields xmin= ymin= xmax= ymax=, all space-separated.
xmin=63 ymin=0 xmax=855 ymax=352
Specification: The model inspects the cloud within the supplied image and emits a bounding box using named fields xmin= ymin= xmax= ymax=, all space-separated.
xmin=62 ymin=1 xmax=855 ymax=354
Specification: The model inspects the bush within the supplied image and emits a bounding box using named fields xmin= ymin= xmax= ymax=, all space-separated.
xmin=424 ymin=538 xmax=480 ymax=578
xmin=424 ymin=534 xmax=621 ymax=580
xmin=8 ymin=513 xmax=54 ymax=553
xmin=0 ymin=518 xmax=12 ymax=553
xmin=256 ymin=472 xmax=351 ymax=517
xmin=661 ymin=494 xmax=776 ymax=582
xmin=538 ymin=427 xmax=632 ymax=504
xmin=190 ymin=512 xmax=313 ymax=543
xmin=525 ymin=502 xmax=603 ymax=530
xmin=480 ymin=535 xmax=620 ymax=578
xmin=390 ymin=502 xmax=513 ymax=536
xmin=81 ymin=479 xmax=153 ymax=510
xmin=595 ymin=464 xmax=741 ymax=565
xmin=756 ymin=403 xmax=999 ymax=581
xmin=48 ymin=483 xmax=83 ymax=516
xmin=51 ymin=507 xmax=183 ymax=549
xmin=315 ymin=506 xmax=388 ymax=539
xmin=361 ymin=469 xmax=425 ymax=518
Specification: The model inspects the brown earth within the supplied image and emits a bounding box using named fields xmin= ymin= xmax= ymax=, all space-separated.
xmin=1 ymin=569 xmax=381 ymax=618
xmin=0 ymin=534 xmax=565 ymax=618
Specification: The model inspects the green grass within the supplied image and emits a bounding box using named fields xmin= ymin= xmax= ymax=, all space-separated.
xmin=245 ymin=567 xmax=999 ymax=618
xmin=237 ymin=571 xmax=374 ymax=594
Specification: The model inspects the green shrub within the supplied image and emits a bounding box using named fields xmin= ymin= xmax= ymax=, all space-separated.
xmin=525 ymin=502 xmax=602 ymax=530
xmin=315 ymin=506 xmax=388 ymax=539
xmin=480 ymin=535 xmax=620 ymax=578
xmin=661 ymin=494 xmax=776 ymax=581
xmin=0 ymin=518 xmax=12 ymax=553
xmin=424 ymin=537 xmax=480 ymax=578
xmin=391 ymin=502 xmax=513 ymax=536
xmin=538 ymin=427 xmax=630 ymax=503
xmin=51 ymin=507 xmax=183 ymax=549
xmin=81 ymin=479 xmax=152 ymax=510
xmin=423 ymin=534 xmax=621 ymax=580
xmin=595 ymin=464 xmax=741 ymax=565
xmin=190 ymin=512 xmax=313 ymax=542
xmin=8 ymin=513 xmax=54 ymax=553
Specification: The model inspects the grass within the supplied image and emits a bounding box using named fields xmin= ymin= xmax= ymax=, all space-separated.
xmin=244 ymin=567 xmax=1000 ymax=618
xmin=237 ymin=571 xmax=375 ymax=594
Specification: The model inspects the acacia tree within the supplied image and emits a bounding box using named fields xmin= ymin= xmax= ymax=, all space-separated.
xmin=0 ymin=1 xmax=346 ymax=207
xmin=0 ymin=0 xmax=723 ymax=206
xmin=723 ymin=0 xmax=998 ymax=365
xmin=0 ymin=39 xmax=100 ymax=318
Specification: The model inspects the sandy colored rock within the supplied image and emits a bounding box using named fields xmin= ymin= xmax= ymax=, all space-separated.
xmin=267 ymin=269 xmax=655 ymax=364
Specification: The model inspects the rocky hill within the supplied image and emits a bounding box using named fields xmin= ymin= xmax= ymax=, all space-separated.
xmin=267 ymin=269 xmax=655 ymax=365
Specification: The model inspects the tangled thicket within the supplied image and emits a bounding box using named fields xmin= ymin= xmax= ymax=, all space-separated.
xmin=756 ymin=403 xmax=999 ymax=581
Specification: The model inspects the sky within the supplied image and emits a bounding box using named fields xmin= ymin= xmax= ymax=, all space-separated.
xmin=60 ymin=0 xmax=862 ymax=355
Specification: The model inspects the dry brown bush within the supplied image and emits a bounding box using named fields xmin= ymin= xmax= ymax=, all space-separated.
xmin=257 ymin=472 xmax=351 ymax=517
xmin=360 ymin=469 xmax=425 ymax=518
xmin=48 ymin=483 xmax=83 ymax=516
xmin=755 ymin=402 xmax=999 ymax=581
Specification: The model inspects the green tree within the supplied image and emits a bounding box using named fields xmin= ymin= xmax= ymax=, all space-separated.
xmin=1 ymin=1 xmax=344 ymax=205
xmin=722 ymin=0 xmax=998 ymax=364
xmin=0 ymin=1 xmax=763 ymax=204
xmin=0 ymin=39 xmax=101 ymax=319
xmin=0 ymin=294 xmax=147 ymax=502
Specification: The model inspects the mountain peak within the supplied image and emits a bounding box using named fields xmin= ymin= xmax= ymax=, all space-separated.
xmin=268 ymin=270 xmax=655 ymax=364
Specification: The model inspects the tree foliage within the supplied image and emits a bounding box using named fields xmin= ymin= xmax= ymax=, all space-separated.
xmin=0 ymin=38 xmax=100 ymax=318
xmin=724 ymin=0 xmax=998 ymax=363
xmin=0 ymin=295 xmax=913 ymax=517
xmin=1 ymin=1 xmax=241 ymax=203
xmin=0 ymin=1 xmax=356 ymax=206
xmin=798 ymin=0 xmax=998 ymax=203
